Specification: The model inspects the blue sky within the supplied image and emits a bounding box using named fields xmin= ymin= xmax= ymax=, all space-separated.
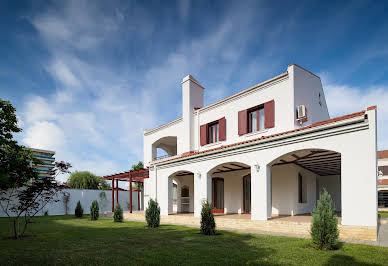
xmin=1 ymin=0 xmax=388 ymax=183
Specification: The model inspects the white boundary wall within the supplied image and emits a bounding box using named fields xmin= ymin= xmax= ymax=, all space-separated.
xmin=0 ymin=189 xmax=143 ymax=217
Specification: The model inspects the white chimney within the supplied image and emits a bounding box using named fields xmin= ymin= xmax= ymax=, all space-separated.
xmin=182 ymin=75 xmax=204 ymax=153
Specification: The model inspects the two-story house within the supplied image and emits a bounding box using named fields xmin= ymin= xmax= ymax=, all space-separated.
xmin=143 ymin=64 xmax=378 ymax=240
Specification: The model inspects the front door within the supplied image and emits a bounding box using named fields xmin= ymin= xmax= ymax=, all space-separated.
xmin=212 ymin=178 xmax=224 ymax=213
xmin=243 ymin=174 xmax=251 ymax=213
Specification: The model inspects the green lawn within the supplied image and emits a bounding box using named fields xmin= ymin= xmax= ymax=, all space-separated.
xmin=0 ymin=216 xmax=387 ymax=265
xmin=379 ymin=211 xmax=388 ymax=218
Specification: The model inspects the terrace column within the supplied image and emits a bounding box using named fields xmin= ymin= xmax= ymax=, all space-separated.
xmin=111 ymin=178 xmax=115 ymax=212
xmin=116 ymin=179 xmax=119 ymax=204
xmin=137 ymin=182 xmax=140 ymax=211
xmin=129 ymin=176 xmax=133 ymax=213
xmin=194 ymin=172 xmax=211 ymax=217
xmin=251 ymin=164 xmax=271 ymax=220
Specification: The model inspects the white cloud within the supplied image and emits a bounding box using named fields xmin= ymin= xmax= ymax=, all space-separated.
xmin=48 ymin=59 xmax=80 ymax=88
xmin=322 ymin=74 xmax=388 ymax=149
xmin=23 ymin=121 xmax=66 ymax=150
xmin=24 ymin=96 xmax=57 ymax=124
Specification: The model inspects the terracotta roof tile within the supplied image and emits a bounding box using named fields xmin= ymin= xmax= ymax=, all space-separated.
xmin=378 ymin=179 xmax=388 ymax=186
xmin=152 ymin=108 xmax=372 ymax=165
xmin=378 ymin=150 xmax=388 ymax=159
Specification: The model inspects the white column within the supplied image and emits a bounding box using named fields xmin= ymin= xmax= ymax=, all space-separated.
xmin=168 ymin=177 xmax=173 ymax=214
xmin=158 ymin=171 xmax=169 ymax=216
xmin=251 ymin=164 xmax=271 ymax=220
xmin=194 ymin=172 xmax=212 ymax=217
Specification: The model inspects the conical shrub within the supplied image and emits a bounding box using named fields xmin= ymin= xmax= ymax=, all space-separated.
xmin=113 ymin=203 xmax=123 ymax=222
xmin=310 ymin=188 xmax=339 ymax=250
xmin=90 ymin=200 xmax=99 ymax=220
xmin=145 ymin=199 xmax=160 ymax=228
xmin=75 ymin=201 xmax=83 ymax=218
xmin=200 ymin=200 xmax=216 ymax=235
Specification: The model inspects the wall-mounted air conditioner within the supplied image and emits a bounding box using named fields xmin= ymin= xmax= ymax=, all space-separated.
xmin=296 ymin=105 xmax=307 ymax=124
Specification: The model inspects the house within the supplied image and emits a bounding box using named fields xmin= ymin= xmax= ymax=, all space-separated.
xmin=378 ymin=150 xmax=388 ymax=208
xmin=29 ymin=148 xmax=55 ymax=178
xmin=143 ymin=64 xmax=377 ymax=240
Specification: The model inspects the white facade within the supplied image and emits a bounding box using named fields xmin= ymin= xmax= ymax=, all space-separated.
xmin=143 ymin=64 xmax=377 ymax=231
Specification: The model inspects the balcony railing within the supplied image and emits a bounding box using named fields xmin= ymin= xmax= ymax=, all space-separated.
xmin=153 ymin=154 xmax=170 ymax=161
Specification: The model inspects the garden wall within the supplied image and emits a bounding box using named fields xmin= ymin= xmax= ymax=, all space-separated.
xmin=0 ymin=189 xmax=143 ymax=217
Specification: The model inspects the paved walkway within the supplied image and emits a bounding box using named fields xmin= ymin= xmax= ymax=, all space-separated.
xmin=378 ymin=221 xmax=388 ymax=247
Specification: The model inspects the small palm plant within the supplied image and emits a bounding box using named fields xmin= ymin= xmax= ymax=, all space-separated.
xmin=200 ymin=200 xmax=216 ymax=235
xmin=310 ymin=188 xmax=339 ymax=250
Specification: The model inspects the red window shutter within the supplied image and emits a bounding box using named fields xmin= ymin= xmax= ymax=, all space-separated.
xmin=200 ymin=124 xmax=207 ymax=146
xmin=264 ymin=100 xmax=275 ymax=128
xmin=238 ymin=110 xmax=248 ymax=135
xmin=219 ymin=117 xmax=226 ymax=141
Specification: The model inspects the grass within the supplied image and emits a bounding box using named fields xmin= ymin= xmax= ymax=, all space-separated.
xmin=379 ymin=211 xmax=388 ymax=218
xmin=0 ymin=216 xmax=388 ymax=265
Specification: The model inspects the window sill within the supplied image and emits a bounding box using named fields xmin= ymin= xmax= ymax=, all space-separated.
xmin=202 ymin=141 xmax=225 ymax=148
xmin=244 ymin=129 xmax=269 ymax=138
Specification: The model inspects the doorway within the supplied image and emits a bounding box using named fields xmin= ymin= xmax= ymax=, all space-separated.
xmin=243 ymin=174 xmax=251 ymax=213
xmin=212 ymin=178 xmax=224 ymax=213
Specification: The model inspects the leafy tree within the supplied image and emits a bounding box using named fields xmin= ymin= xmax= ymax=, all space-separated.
xmin=75 ymin=201 xmax=83 ymax=218
xmin=90 ymin=200 xmax=99 ymax=220
xmin=200 ymin=200 xmax=216 ymax=235
xmin=67 ymin=171 xmax=108 ymax=190
xmin=130 ymin=161 xmax=144 ymax=170
xmin=145 ymin=199 xmax=160 ymax=228
xmin=0 ymin=98 xmax=71 ymax=239
xmin=113 ymin=203 xmax=123 ymax=222
xmin=310 ymin=188 xmax=339 ymax=250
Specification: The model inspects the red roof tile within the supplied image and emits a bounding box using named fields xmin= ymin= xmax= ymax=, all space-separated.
xmin=152 ymin=108 xmax=373 ymax=165
xmin=378 ymin=150 xmax=388 ymax=159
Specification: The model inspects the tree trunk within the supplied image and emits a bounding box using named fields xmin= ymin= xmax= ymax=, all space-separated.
xmin=13 ymin=219 xmax=18 ymax=239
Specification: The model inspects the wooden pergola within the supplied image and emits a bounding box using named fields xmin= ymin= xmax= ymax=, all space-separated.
xmin=102 ymin=169 xmax=149 ymax=213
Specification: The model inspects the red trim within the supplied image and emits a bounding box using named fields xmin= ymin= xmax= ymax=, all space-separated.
xmin=367 ymin=105 xmax=376 ymax=110
xmin=219 ymin=117 xmax=226 ymax=141
xmin=156 ymin=109 xmax=367 ymax=164
xmin=238 ymin=109 xmax=248 ymax=135
xmin=111 ymin=179 xmax=115 ymax=212
xmin=129 ymin=176 xmax=133 ymax=213
xmin=116 ymin=179 xmax=119 ymax=204
xmin=200 ymin=124 xmax=207 ymax=146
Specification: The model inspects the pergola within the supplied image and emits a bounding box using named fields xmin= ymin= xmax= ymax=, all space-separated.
xmin=102 ymin=169 xmax=149 ymax=213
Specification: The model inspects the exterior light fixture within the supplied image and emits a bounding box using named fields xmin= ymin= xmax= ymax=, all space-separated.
xmin=254 ymin=164 xmax=260 ymax=173
xmin=197 ymin=172 xmax=201 ymax=179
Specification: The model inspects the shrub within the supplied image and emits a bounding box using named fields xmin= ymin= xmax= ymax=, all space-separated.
xmin=145 ymin=199 xmax=160 ymax=228
xmin=114 ymin=203 xmax=123 ymax=222
xmin=90 ymin=200 xmax=99 ymax=220
xmin=310 ymin=188 xmax=339 ymax=250
xmin=200 ymin=200 xmax=216 ymax=235
xmin=75 ymin=201 xmax=83 ymax=218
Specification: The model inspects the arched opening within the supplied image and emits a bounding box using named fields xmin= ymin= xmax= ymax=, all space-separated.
xmin=168 ymin=170 xmax=194 ymax=214
xmin=269 ymin=149 xmax=341 ymax=222
xmin=152 ymin=136 xmax=177 ymax=161
xmin=208 ymin=162 xmax=251 ymax=215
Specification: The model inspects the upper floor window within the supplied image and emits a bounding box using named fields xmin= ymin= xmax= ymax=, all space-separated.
xmin=248 ymin=106 xmax=265 ymax=133
xmin=208 ymin=122 xmax=219 ymax=144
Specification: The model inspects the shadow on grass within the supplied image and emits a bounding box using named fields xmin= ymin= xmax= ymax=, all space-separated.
xmin=0 ymin=215 xmax=279 ymax=265
xmin=324 ymin=254 xmax=381 ymax=266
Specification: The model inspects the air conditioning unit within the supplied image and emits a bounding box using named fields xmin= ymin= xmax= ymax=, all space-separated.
xmin=296 ymin=105 xmax=307 ymax=124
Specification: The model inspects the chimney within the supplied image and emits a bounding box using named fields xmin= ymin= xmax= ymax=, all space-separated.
xmin=182 ymin=75 xmax=204 ymax=153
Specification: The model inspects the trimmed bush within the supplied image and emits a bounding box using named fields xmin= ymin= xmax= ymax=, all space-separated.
xmin=113 ymin=203 xmax=123 ymax=222
xmin=90 ymin=200 xmax=99 ymax=220
xmin=145 ymin=199 xmax=160 ymax=228
xmin=200 ymin=200 xmax=216 ymax=235
xmin=310 ymin=188 xmax=339 ymax=250
xmin=75 ymin=201 xmax=83 ymax=218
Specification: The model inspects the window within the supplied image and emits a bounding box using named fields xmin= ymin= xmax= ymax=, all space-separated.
xmin=298 ymin=173 xmax=307 ymax=203
xmin=248 ymin=106 xmax=265 ymax=133
xmin=208 ymin=122 xmax=219 ymax=144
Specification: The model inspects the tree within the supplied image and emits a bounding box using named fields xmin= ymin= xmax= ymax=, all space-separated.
xmin=310 ymin=188 xmax=339 ymax=250
xmin=75 ymin=201 xmax=83 ymax=218
xmin=200 ymin=200 xmax=216 ymax=235
xmin=66 ymin=171 xmax=108 ymax=190
xmin=0 ymin=98 xmax=71 ymax=239
xmin=130 ymin=161 xmax=144 ymax=170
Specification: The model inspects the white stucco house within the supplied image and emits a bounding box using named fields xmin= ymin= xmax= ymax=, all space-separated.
xmin=143 ymin=64 xmax=378 ymax=240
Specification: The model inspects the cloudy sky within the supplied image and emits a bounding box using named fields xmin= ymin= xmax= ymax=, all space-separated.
xmin=1 ymin=0 xmax=388 ymax=183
